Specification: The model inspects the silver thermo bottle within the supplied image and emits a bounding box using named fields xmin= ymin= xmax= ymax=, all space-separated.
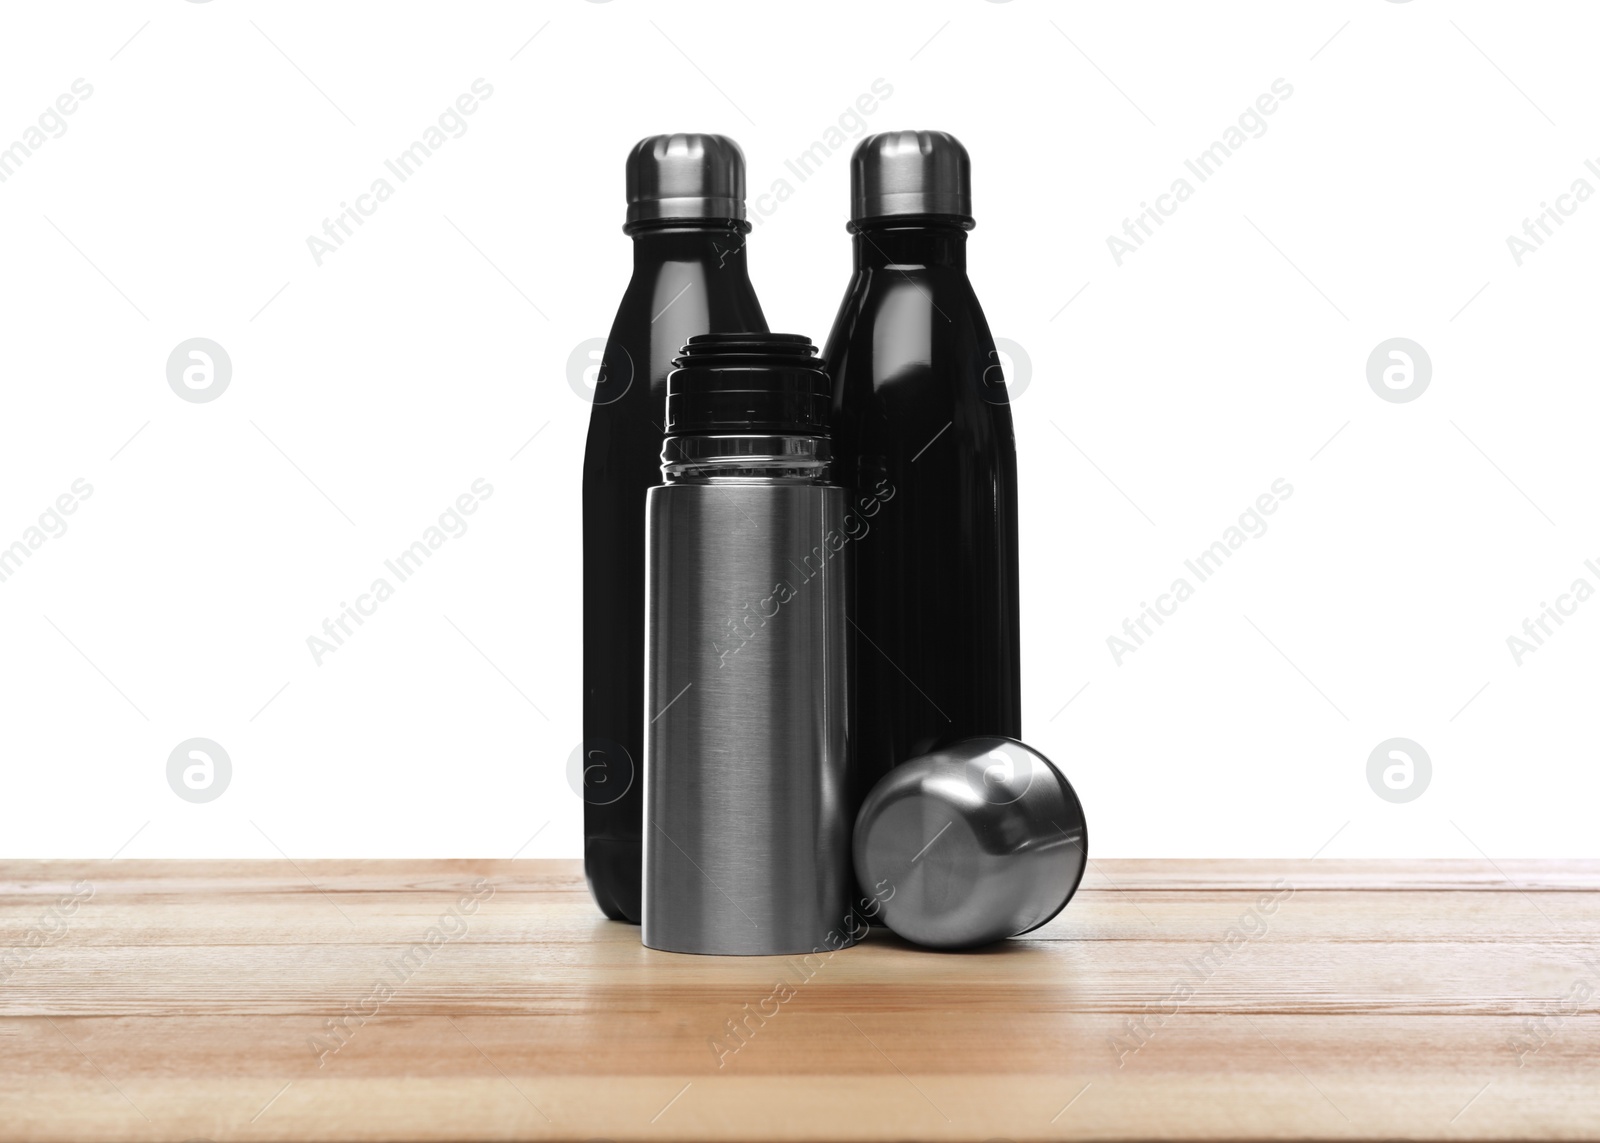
xmin=643 ymin=333 xmax=855 ymax=956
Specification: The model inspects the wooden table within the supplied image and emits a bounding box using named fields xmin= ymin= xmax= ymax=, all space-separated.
xmin=1 ymin=859 xmax=1596 ymax=1141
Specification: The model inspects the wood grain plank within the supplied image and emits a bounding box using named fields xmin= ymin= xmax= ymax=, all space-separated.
xmin=0 ymin=859 xmax=1596 ymax=1141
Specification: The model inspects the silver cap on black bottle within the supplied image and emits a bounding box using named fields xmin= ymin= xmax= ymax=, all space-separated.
xmin=849 ymin=130 xmax=973 ymax=228
xmin=625 ymin=133 xmax=747 ymax=230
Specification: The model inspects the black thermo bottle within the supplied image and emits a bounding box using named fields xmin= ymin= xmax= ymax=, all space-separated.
xmin=583 ymin=135 xmax=767 ymax=922
xmin=822 ymin=130 xmax=1022 ymax=807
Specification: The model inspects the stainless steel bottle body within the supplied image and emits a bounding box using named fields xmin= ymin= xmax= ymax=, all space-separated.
xmin=643 ymin=473 xmax=854 ymax=955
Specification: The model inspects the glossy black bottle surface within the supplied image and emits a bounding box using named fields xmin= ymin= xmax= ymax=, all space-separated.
xmin=822 ymin=131 xmax=1021 ymax=809
xmin=583 ymin=135 xmax=767 ymax=923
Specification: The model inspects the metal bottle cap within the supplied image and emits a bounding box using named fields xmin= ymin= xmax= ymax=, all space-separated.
xmin=625 ymin=133 xmax=747 ymax=230
xmin=853 ymin=737 xmax=1087 ymax=950
xmin=850 ymin=130 xmax=973 ymax=228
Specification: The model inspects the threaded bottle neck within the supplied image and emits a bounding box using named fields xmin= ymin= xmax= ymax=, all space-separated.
xmin=661 ymin=434 xmax=831 ymax=483
xmin=661 ymin=333 xmax=832 ymax=484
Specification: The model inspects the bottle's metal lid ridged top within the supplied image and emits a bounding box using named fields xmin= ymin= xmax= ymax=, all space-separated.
xmin=850 ymin=130 xmax=973 ymax=228
xmin=625 ymin=133 xmax=747 ymax=229
xmin=853 ymin=737 xmax=1088 ymax=950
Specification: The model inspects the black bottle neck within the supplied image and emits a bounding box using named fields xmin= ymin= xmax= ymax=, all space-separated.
xmin=851 ymin=220 xmax=968 ymax=272
xmin=630 ymin=222 xmax=752 ymax=275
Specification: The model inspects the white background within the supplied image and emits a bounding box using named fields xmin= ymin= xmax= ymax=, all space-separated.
xmin=2 ymin=0 xmax=1596 ymax=863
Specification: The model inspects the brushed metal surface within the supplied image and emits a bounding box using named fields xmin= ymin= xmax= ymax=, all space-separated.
xmin=853 ymin=736 xmax=1088 ymax=950
xmin=643 ymin=479 xmax=854 ymax=955
xmin=625 ymin=133 xmax=746 ymax=227
xmin=850 ymin=130 xmax=972 ymax=224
